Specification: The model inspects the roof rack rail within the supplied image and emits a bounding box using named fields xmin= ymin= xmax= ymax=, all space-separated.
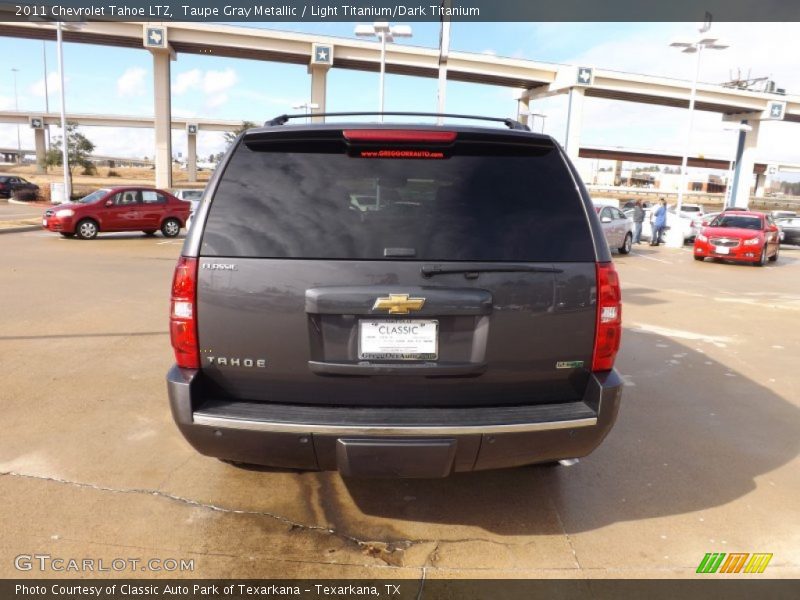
xmin=264 ymin=111 xmax=530 ymax=131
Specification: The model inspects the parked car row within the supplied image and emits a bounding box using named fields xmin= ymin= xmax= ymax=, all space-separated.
xmin=605 ymin=201 xmax=798 ymax=266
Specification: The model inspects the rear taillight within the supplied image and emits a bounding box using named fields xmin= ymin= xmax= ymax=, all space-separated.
xmin=170 ymin=256 xmax=199 ymax=369
xmin=343 ymin=130 xmax=457 ymax=143
xmin=592 ymin=262 xmax=622 ymax=372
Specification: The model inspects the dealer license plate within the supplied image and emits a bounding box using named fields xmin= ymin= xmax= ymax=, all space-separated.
xmin=359 ymin=319 xmax=438 ymax=360
xmin=714 ymin=246 xmax=730 ymax=255
xmin=42 ymin=218 xmax=47 ymax=226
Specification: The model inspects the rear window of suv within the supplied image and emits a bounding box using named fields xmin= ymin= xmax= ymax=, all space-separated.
xmin=200 ymin=133 xmax=595 ymax=262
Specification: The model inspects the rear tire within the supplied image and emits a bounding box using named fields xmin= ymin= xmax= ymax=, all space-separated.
xmin=619 ymin=233 xmax=632 ymax=255
xmin=694 ymin=255 xmax=704 ymax=261
xmin=75 ymin=219 xmax=98 ymax=240
xmin=160 ymin=218 xmax=181 ymax=238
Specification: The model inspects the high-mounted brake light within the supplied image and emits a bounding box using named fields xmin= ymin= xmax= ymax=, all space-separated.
xmin=592 ymin=262 xmax=622 ymax=372
xmin=170 ymin=256 xmax=199 ymax=369
xmin=343 ymin=130 xmax=457 ymax=143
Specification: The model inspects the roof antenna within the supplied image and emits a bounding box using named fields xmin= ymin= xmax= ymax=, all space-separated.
xmin=698 ymin=11 xmax=712 ymax=33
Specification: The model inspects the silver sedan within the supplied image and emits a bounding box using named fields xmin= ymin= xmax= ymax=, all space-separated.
xmin=595 ymin=205 xmax=633 ymax=254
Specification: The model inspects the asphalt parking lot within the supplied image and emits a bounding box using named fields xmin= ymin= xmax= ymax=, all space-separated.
xmin=1 ymin=229 xmax=798 ymax=579
xmin=0 ymin=202 xmax=43 ymax=222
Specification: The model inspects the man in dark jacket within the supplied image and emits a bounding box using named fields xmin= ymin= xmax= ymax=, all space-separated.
xmin=632 ymin=200 xmax=645 ymax=244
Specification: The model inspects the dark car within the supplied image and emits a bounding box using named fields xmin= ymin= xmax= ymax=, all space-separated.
xmin=694 ymin=211 xmax=781 ymax=266
xmin=777 ymin=217 xmax=800 ymax=245
xmin=42 ymin=186 xmax=191 ymax=239
xmin=166 ymin=114 xmax=623 ymax=478
xmin=0 ymin=175 xmax=39 ymax=200
xmin=621 ymin=200 xmax=651 ymax=210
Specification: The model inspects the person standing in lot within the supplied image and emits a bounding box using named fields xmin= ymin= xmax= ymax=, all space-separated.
xmin=632 ymin=200 xmax=645 ymax=244
xmin=650 ymin=198 xmax=667 ymax=246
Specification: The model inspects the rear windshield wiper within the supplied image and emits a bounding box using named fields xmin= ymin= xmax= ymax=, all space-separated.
xmin=421 ymin=264 xmax=563 ymax=278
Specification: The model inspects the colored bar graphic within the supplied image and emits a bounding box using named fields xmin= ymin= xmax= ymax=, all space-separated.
xmin=744 ymin=553 xmax=773 ymax=574
xmin=719 ymin=553 xmax=749 ymax=573
xmin=697 ymin=552 xmax=772 ymax=574
xmin=697 ymin=552 xmax=726 ymax=574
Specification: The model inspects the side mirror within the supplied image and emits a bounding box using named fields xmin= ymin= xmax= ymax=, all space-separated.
xmin=601 ymin=216 xmax=612 ymax=223
xmin=105 ymin=200 xmax=113 ymax=207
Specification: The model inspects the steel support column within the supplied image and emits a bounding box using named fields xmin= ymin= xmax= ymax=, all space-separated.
xmin=729 ymin=119 xmax=760 ymax=208
xmin=564 ymin=87 xmax=585 ymax=162
xmin=187 ymin=132 xmax=197 ymax=183
xmin=151 ymin=50 xmax=173 ymax=189
xmin=309 ymin=65 xmax=328 ymax=123
xmin=34 ymin=127 xmax=46 ymax=173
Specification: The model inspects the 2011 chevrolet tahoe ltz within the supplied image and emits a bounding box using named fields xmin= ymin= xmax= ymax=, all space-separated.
xmin=166 ymin=113 xmax=623 ymax=478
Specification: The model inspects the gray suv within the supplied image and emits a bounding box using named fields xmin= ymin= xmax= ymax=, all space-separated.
xmin=167 ymin=113 xmax=623 ymax=478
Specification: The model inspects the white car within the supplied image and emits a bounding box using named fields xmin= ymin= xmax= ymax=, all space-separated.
xmin=595 ymin=205 xmax=634 ymax=254
xmin=624 ymin=207 xmax=696 ymax=244
xmin=171 ymin=188 xmax=204 ymax=202
xmin=172 ymin=189 xmax=205 ymax=229
xmin=674 ymin=203 xmax=705 ymax=219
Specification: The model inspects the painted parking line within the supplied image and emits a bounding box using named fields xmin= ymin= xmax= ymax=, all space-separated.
xmin=631 ymin=251 xmax=672 ymax=264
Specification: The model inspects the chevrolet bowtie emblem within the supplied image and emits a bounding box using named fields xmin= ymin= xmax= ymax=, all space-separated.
xmin=372 ymin=294 xmax=426 ymax=315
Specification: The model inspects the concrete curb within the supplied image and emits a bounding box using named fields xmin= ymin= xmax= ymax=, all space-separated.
xmin=8 ymin=198 xmax=51 ymax=207
xmin=0 ymin=225 xmax=40 ymax=234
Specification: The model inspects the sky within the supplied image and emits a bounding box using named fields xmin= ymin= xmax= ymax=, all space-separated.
xmin=1 ymin=21 xmax=800 ymax=175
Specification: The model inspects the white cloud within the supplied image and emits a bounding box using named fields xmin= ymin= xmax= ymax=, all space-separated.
xmin=203 ymin=69 xmax=237 ymax=94
xmin=0 ymin=95 xmax=13 ymax=110
xmin=173 ymin=69 xmax=202 ymax=95
xmin=172 ymin=68 xmax=238 ymax=110
xmin=116 ymin=67 xmax=147 ymax=97
xmin=205 ymin=93 xmax=229 ymax=109
xmin=172 ymin=107 xmax=198 ymax=118
xmin=29 ymin=72 xmax=63 ymax=97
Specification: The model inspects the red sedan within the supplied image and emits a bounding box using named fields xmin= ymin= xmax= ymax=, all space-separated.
xmin=693 ymin=211 xmax=781 ymax=266
xmin=42 ymin=186 xmax=191 ymax=240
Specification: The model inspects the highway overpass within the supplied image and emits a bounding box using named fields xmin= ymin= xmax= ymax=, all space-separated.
xmin=1 ymin=20 xmax=798 ymax=204
xmin=0 ymin=111 xmax=242 ymax=179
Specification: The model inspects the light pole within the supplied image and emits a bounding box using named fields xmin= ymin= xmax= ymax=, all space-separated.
xmin=32 ymin=20 xmax=84 ymax=200
xmin=11 ymin=68 xmax=21 ymax=161
xmin=292 ymin=102 xmax=319 ymax=124
xmin=354 ymin=22 xmax=412 ymax=122
xmin=530 ymin=112 xmax=547 ymax=134
xmin=667 ymin=34 xmax=728 ymax=246
xmin=42 ymin=40 xmax=51 ymax=149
